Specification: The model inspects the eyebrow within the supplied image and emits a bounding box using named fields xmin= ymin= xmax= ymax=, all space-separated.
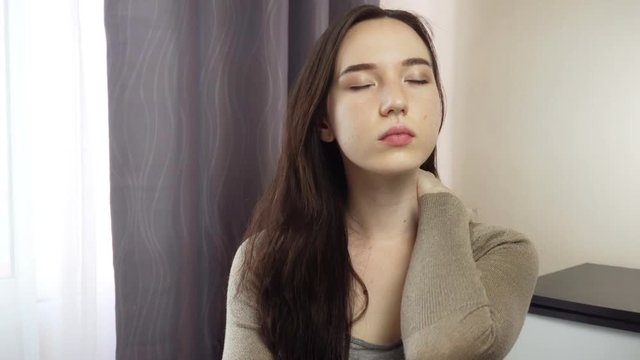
xmin=338 ymin=57 xmax=432 ymax=78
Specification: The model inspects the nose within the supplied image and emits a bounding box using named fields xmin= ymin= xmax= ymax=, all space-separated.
xmin=379 ymin=82 xmax=407 ymax=117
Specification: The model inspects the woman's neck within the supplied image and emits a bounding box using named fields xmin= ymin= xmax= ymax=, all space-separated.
xmin=345 ymin=166 xmax=419 ymax=246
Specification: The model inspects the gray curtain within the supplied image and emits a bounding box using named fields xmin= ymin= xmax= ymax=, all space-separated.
xmin=104 ymin=0 xmax=377 ymax=359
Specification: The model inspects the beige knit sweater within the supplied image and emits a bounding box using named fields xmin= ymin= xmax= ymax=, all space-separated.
xmin=223 ymin=192 xmax=539 ymax=359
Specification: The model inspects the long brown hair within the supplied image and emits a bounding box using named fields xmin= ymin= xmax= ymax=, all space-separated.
xmin=236 ymin=5 xmax=446 ymax=359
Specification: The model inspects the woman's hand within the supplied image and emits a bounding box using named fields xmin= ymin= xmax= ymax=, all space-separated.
xmin=416 ymin=169 xmax=453 ymax=196
xmin=416 ymin=169 xmax=476 ymax=221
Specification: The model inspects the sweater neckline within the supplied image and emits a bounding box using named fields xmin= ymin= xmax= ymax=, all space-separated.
xmin=350 ymin=336 xmax=403 ymax=350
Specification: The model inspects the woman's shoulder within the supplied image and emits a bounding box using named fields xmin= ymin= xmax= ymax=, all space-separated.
xmin=229 ymin=231 xmax=266 ymax=274
xmin=228 ymin=233 xmax=264 ymax=288
xmin=228 ymin=239 xmax=250 ymax=300
xmin=226 ymin=236 xmax=263 ymax=322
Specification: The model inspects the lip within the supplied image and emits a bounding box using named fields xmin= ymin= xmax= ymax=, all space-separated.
xmin=378 ymin=125 xmax=416 ymax=141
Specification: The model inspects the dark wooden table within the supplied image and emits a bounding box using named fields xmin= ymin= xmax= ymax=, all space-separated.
xmin=528 ymin=263 xmax=640 ymax=333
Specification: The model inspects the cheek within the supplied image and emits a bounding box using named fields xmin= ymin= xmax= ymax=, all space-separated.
xmin=332 ymin=99 xmax=369 ymax=141
xmin=422 ymin=93 xmax=443 ymax=130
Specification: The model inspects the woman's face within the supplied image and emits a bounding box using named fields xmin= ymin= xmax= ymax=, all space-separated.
xmin=323 ymin=18 xmax=442 ymax=176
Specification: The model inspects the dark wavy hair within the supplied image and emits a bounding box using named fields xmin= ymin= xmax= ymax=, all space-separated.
xmin=236 ymin=4 xmax=446 ymax=359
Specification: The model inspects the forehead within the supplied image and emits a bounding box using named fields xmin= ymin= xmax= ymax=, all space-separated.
xmin=334 ymin=18 xmax=433 ymax=74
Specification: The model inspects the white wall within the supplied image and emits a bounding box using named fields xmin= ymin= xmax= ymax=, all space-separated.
xmin=508 ymin=314 xmax=640 ymax=359
xmin=382 ymin=0 xmax=640 ymax=275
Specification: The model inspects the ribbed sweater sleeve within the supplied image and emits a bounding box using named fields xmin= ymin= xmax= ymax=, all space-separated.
xmin=222 ymin=241 xmax=273 ymax=360
xmin=400 ymin=192 xmax=539 ymax=359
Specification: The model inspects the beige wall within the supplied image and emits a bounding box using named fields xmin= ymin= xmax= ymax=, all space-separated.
xmin=382 ymin=0 xmax=640 ymax=275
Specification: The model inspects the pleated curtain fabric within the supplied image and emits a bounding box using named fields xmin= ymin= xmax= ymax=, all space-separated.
xmin=104 ymin=0 xmax=378 ymax=359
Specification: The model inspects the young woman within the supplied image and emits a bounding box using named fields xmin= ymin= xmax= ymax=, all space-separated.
xmin=222 ymin=5 xmax=538 ymax=360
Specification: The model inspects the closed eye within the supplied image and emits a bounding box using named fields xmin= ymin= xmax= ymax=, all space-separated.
xmin=349 ymin=84 xmax=374 ymax=91
xmin=406 ymin=80 xmax=428 ymax=84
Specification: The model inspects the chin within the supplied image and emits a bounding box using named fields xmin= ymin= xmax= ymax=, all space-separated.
xmin=342 ymin=150 xmax=430 ymax=176
xmin=369 ymin=166 xmax=419 ymax=176
xmin=360 ymin=159 xmax=425 ymax=176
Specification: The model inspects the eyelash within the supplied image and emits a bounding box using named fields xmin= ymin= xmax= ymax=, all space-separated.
xmin=349 ymin=80 xmax=428 ymax=91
